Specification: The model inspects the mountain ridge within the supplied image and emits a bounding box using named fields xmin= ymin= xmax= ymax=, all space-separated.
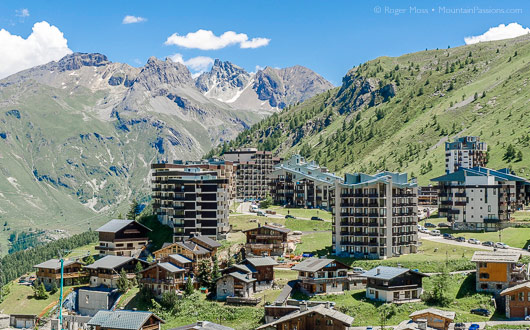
xmin=0 ymin=52 xmax=332 ymax=252
xmin=208 ymin=35 xmax=530 ymax=185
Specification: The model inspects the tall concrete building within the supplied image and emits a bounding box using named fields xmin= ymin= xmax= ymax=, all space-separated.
xmin=432 ymin=167 xmax=530 ymax=231
xmin=151 ymin=166 xmax=230 ymax=242
xmin=222 ymin=148 xmax=281 ymax=200
xmin=332 ymin=172 xmax=418 ymax=259
xmin=445 ymin=136 xmax=487 ymax=173
xmin=268 ymin=154 xmax=342 ymax=210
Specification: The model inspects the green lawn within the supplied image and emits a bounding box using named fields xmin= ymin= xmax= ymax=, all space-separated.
xmin=295 ymin=232 xmax=332 ymax=255
xmin=229 ymin=214 xmax=331 ymax=232
xmin=294 ymin=273 xmax=496 ymax=326
xmin=264 ymin=206 xmax=333 ymax=221
xmin=66 ymin=243 xmax=97 ymax=259
xmin=439 ymin=227 xmax=530 ymax=249
xmin=512 ymin=210 xmax=530 ymax=222
xmin=0 ymin=282 xmax=74 ymax=315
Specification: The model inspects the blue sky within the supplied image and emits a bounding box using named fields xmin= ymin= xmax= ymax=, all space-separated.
xmin=1 ymin=0 xmax=530 ymax=84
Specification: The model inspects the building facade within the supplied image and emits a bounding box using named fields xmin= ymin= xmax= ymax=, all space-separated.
xmin=257 ymin=304 xmax=354 ymax=330
xmin=409 ymin=309 xmax=455 ymax=330
xmin=291 ymin=258 xmax=352 ymax=295
xmin=95 ymin=220 xmax=151 ymax=257
xmin=445 ymin=136 xmax=487 ymax=173
xmin=243 ymin=224 xmax=290 ymax=257
xmin=222 ymin=148 xmax=281 ymax=200
xmin=471 ymin=251 xmax=528 ymax=294
xmin=432 ymin=167 xmax=530 ymax=231
xmin=34 ymin=259 xmax=86 ymax=289
xmin=363 ymin=266 xmax=428 ymax=303
xmin=500 ymin=282 xmax=530 ymax=319
xmin=418 ymin=186 xmax=438 ymax=206
xmin=85 ymin=256 xmax=148 ymax=289
xmin=152 ymin=167 xmax=230 ymax=242
xmin=139 ymin=262 xmax=187 ymax=297
xmin=332 ymin=172 xmax=419 ymax=259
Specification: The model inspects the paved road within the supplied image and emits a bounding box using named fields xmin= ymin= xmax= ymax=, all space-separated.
xmin=420 ymin=233 xmax=530 ymax=256
xmin=350 ymin=320 xmax=530 ymax=330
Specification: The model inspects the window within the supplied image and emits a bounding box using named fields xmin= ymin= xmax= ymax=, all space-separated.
xmin=394 ymin=292 xmax=399 ymax=299
xmin=519 ymin=292 xmax=524 ymax=301
xmin=85 ymin=295 xmax=89 ymax=304
xmin=496 ymin=284 xmax=502 ymax=290
xmin=479 ymin=273 xmax=489 ymax=279
xmin=223 ymin=289 xmax=227 ymax=293
xmin=326 ymin=320 xmax=333 ymax=326
xmin=369 ymin=289 xmax=375 ymax=295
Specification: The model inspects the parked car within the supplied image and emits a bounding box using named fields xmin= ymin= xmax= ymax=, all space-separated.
xmin=285 ymin=215 xmax=296 ymax=219
xmin=471 ymin=308 xmax=491 ymax=316
xmin=455 ymin=236 xmax=466 ymax=242
xmin=257 ymin=211 xmax=267 ymax=216
xmin=438 ymin=222 xmax=450 ymax=228
xmin=454 ymin=323 xmax=465 ymax=330
xmin=425 ymin=223 xmax=436 ymax=228
xmin=525 ymin=315 xmax=530 ymax=321
xmin=443 ymin=233 xmax=455 ymax=240
xmin=495 ymin=242 xmax=509 ymax=249
xmin=311 ymin=216 xmax=324 ymax=221
xmin=430 ymin=230 xmax=441 ymax=236
xmin=468 ymin=324 xmax=480 ymax=330
xmin=352 ymin=267 xmax=365 ymax=274
xmin=468 ymin=238 xmax=481 ymax=245
xmin=482 ymin=241 xmax=494 ymax=247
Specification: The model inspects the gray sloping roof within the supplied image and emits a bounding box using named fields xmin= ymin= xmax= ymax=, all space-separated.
xmin=169 ymin=321 xmax=234 ymax=330
xmin=500 ymin=281 xmax=530 ymax=295
xmin=226 ymin=271 xmax=256 ymax=283
xmin=191 ymin=235 xmax=221 ymax=248
xmin=362 ymin=266 xmax=409 ymax=280
xmin=161 ymin=242 xmax=173 ymax=249
xmin=158 ymin=262 xmax=185 ymax=273
xmin=96 ymin=219 xmax=151 ymax=233
xmin=177 ymin=241 xmax=210 ymax=255
xmin=256 ymin=305 xmax=353 ymax=329
xmin=169 ymin=254 xmax=194 ymax=264
xmin=291 ymin=258 xmax=350 ymax=272
xmin=471 ymin=251 xmax=521 ymax=263
xmin=362 ymin=266 xmax=428 ymax=280
xmin=232 ymin=264 xmax=256 ymax=274
xmin=34 ymin=259 xmax=78 ymax=270
xmin=84 ymin=256 xmax=134 ymax=270
xmin=87 ymin=310 xmax=163 ymax=330
xmin=409 ymin=308 xmax=456 ymax=320
xmin=245 ymin=257 xmax=278 ymax=267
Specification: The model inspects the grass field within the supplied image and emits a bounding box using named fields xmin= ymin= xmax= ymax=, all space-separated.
xmin=0 ymin=282 xmax=74 ymax=315
xmin=512 ymin=210 xmax=530 ymax=222
xmin=229 ymin=214 xmax=331 ymax=232
xmin=295 ymin=232 xmax=332 ymax=255
xmin=264 ymin=206 xmax=333 ymax=221
xmin=294 ymin=273 xmax=496 ymax=326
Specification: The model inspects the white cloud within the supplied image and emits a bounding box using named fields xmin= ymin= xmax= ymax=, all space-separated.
xmin=165 ymin=29 xmax=270 ymax=50
xmin=0 ymin=21 xmax=72 ymax=79
xmin=464 ymin=23 xmax=530 ymax=45
xmin=169 ymin=53 xmax=214 ymax=74
xmin=16 ymin=8 xmax=30 ymax=18
xmin=122 ymin=15 xmax=147 ymax=24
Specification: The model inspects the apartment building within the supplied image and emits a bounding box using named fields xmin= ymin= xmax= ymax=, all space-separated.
xmin=471 ymin=251 xmax=528 ymax=294
xmin=432 ymin=167 xmax=530 ymax=231
xmin=418 ymin=185 xmax=438 ymax=206
xmin=152 ymin=159 xmax=237 ymax=201
xmin=268 ymin=154 xmax=342 ymax=210
xmin=445 ymin=136 xmax=487 ymax=173
xmin=95 ymin=219 xmax=151 ymax=257
xmin=222 ymin=148 xmax=281 ymax=200
xmin=152 ymin=167 xmax=230 ymax=242
xmin=332 ymin=172 xmax=419 ymax=259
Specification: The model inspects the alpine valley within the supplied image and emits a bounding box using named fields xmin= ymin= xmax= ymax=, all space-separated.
xmin=0 ymin=53 xmax=332 ymax=250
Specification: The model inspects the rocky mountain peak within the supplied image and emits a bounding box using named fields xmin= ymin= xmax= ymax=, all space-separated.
xmin=53 ymin=52 xmax=110 ymax=71
xmin=195 ymin=59 xmax=250 ymax=94
xmin=135 ymin=56 xmax=194 ymax=91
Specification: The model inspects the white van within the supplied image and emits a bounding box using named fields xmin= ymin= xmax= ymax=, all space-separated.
xmin=430 ymin=230 xmax=441 ymax=236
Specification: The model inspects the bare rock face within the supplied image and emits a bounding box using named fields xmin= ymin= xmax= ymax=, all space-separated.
xmin=195 ymin=59 xmax=252 ymax=100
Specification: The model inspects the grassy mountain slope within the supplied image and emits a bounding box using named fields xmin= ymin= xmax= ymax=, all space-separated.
xmin=209 ymin=35 xmax=530 ymax=185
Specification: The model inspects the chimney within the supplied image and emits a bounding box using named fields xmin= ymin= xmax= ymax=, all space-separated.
xmin=299 ymin=301 xmax=308 ymax=312
xmin=246 ymin=273 xmax=251 ymax=279
xmin=325 ymin=302 xmax=331 ymax=309
xmin=197 ymin=321 xmax=203 ymax=326
xmin=397 ymin=264 xmax=402 ymax=268
xmin=417 ymin=319 xmax=427 ymax=330
xmin=376 ymin=268 xmax=381 ymax=275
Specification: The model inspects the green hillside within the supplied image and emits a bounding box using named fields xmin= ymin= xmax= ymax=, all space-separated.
xmin=207 ymin=35 xmax=530 ymax=185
